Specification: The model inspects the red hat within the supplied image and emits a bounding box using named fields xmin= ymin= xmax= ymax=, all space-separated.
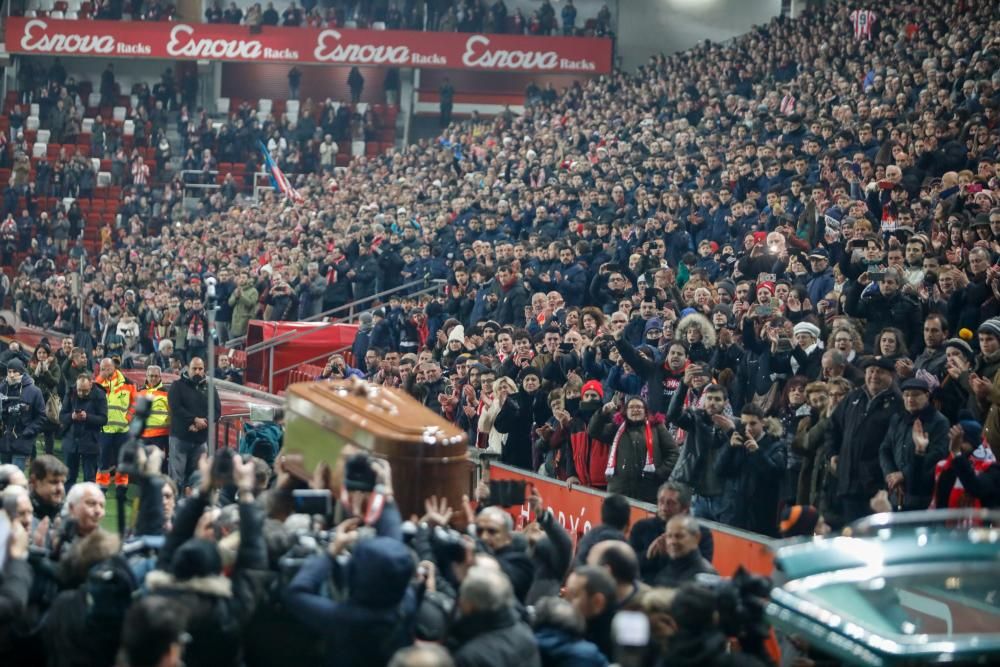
xmin=756 ymin=281 xmax=775 ymax=294
xmin=581 ymin=380 xmax=604 ymax=399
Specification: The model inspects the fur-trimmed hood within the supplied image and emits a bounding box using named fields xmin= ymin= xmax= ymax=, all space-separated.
xmin=763 ymin=417 xmax=784 ymax=438
xmin=675 ymin=312 xmax=717 ymax=348
xmin=145 ymin=569 xmax=233 ymax=598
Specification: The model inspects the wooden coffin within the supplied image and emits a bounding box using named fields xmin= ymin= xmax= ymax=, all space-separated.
xmin=282 ymin=378 xmax=471 ymax=521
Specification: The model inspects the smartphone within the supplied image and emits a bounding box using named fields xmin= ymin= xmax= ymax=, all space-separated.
xmin=293 ymin=489 xmax=333 ymax=516
xmin=756 ymin=304 xmax=773 ymax=316
xmin=558 ymin=342 xmax=575 ymax=353
xmin=488 ymin=480 xmax=527 ymax=507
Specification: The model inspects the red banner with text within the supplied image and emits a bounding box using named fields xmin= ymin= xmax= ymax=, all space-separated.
xmin=5 ymin=17 xmax=612 ymax=73
xmin=490 ymin=464 xmax=775 ymax=578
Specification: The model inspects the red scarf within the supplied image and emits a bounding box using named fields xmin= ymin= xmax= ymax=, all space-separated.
xmin=605 ymin=413 xmax=659 ymax=479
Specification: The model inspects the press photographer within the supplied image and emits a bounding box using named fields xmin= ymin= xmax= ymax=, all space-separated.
xmin=0 ymin=359 xmax=47 ymax=470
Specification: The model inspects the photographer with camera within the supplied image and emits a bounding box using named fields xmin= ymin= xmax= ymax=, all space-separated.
xmin=0 ymin=359 xmax=47 ymax=471
xmin=148 ymin=450 xmax=269 ymax=667
xmin=59 ymin=372 xmax=108 ymax=489
xmin=167 ymin=357 xmax=222 ymax=493
xmin=284 ymin=453 xmax=420 ymax=667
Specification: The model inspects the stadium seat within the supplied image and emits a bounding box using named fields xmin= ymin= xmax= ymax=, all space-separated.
xmin=88 ymin=92 xmax=101 ymax=108
xmin=351 ymin=141 xmax=365 ymax=157
xmin=50 ymin=10 xmax=64 ymax=18
xmin=217 ymin=97 xmax=230 ymax=114
xmin=54 ymin=0 xmax=68 ymax=10
xmin=91 ymin=158 xmax=101 ymax=172
xmin=82 ymin=118 xmax=94 ymax=133
xmin=356 ymin=102 xmax=369 ymax=115
xmin=36 ymin=129 xmax=50 ymax=144
xmin=26 ymin=116 xmax=40 ymax=131
xmin=30 ymin=103 xmax=40 ymax=117
xmin=32 ymin=143 xmax=47 ymax=159
xmin=258 ymin=99 xmax=273 ymax=114
xmin=286 ymin=100 xmax=300 ymax=115
xmin=112 ymin=106 xmax=126 ymax=122
xmin=372 ymin=21 xmax=386 ymax=30
xmin=123 ymin=120 xmax=135 ymax=136
xmin=64 ymin=11 xmax=77 ymax=18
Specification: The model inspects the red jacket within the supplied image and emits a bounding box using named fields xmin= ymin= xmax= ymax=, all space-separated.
xmin=552 ymin=416 xmax=609 ymax=489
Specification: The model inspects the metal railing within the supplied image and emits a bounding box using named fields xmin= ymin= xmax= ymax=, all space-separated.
xmin=247 ymin=278 xmax=446 ymax=393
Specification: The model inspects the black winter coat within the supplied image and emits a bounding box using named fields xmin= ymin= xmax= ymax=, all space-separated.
xmin=448 ymin=606 xmax=542 ymax=667
xmin=494 ymin=281 xmax=530 ymax=328
xmin=0 ymin=375 xmax=47 ymax=455
xmin=715 ymin=430 xmax=787 ymax=537
xmin=167 ymin=372 xmax=222 ymax=444
xmin=878 ymin=405 xmax=950 ymax=510
xmin=58 ymin=384 xmax=108 ymax=456
xmin=826 ymin=386 xmax=903 ymax=499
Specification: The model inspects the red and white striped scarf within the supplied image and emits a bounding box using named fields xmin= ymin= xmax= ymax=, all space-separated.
xmin=605 ymin=418 xmax=656 ymax=479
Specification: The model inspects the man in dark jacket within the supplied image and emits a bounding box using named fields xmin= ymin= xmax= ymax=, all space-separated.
xmin=59 ymin=373 xmax=108 ymax=489
xmin=844 ymin=268 xmax=922 ymax=351
xmin=629 ymin=481 xmax=713 ymax=584
xmin=448 ymin=565 xmax=541 ymax=667
xmin=0 ymin=359 xmax=47 ymax=470
xmin=827 ymin=357 xmax=903 ymax=523
xmin=167 ymin=357 xmax=221 ymax=492
xmin=561 ymin=565 xmax=617 ymax=658
xmin=714 ymin=404 xmax=787 ymax=537
xmin=474 ymin=507 xmax=534 ymax=604
xmin=667 ymin=382 xmax=732 ymax=521
xmin=532 ymin=597 xmax=607 ymax=667
xmin=349 ymin=244 xmax=379 ymax=302
xmin=494 ymin=264 xmax=530 ymax=327
xmin=879 ymin=378 xmax=950 ymax=511
xmin=652 ymin=515 xmax=717 ymax=588
xmin=148 ymin=454 xmax=268 ymax=667
xmin=287 ymin=535 xmax=419 ymax=667
xmin=574 ymin=494 xmax=630 ymax=565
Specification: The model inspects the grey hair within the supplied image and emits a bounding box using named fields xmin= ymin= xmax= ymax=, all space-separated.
xmin=65 ymin=482 xmax=102 ymax=512
xmin=1 ymin=485 xmax=29 ymax=519
xmin=146 ymin=365 xmax=162 ymax=374
xmin=387 ymin=645 xmax=455 ymax=667
xmin=532 ymin=596 xmax=585 ymax=636
xmin=478 ymin=506 xmax=513 ymax=533
xmin=657 ymin=481 xmax=692 ymax=507
xmin=668 ymin=514 xmax=701 ymax=537
xmin=459 ymin=565 xmax=513 ymax=613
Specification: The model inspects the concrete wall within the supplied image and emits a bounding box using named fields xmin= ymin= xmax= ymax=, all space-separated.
xmin=617 ymin=0 xmax=782 ymax=71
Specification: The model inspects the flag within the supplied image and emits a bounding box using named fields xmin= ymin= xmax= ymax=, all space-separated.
xmin=258 ymin=140 xmax=303 ymax=204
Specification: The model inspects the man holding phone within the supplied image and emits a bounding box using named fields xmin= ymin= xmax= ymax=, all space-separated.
xmin=59 ymin=373 xmax=108 ymax=489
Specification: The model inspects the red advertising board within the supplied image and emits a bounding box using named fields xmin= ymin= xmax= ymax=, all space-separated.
xmin=489 ymin=463 xmax=775 ymax=578
xmin=5 ymin=17 xmax=612 ymax=73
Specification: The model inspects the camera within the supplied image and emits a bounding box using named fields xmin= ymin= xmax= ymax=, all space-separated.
xmin=695 ymin=568 xmax=772 ymax=646
xmin=774 ymin=337 xmax=793 ymax=353
xmin=431 ymin=525 xmax=470 ymax=565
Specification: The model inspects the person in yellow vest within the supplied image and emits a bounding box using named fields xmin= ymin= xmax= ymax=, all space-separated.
xmin=96 ymin=357 xmax=136 ymax=491
xmin=138 ymin=365 xmax=170 ymax=453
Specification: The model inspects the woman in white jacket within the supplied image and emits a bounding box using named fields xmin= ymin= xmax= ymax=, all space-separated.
xmin=478 ymin=376 xmax=517 ymax=456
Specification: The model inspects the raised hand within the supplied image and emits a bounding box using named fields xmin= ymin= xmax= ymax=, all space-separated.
xmin=911 ymin=419 xmax=929 ymax=455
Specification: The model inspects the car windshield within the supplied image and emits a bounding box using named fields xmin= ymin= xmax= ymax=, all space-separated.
xmin=804 ymin=567 xmax=1000 ymax=639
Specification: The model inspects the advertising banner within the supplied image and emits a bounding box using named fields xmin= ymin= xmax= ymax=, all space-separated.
xmin=489 ymin=463 xmax=775 ymax=578
xmin=5 ymin=17 xmax=613 ymax=73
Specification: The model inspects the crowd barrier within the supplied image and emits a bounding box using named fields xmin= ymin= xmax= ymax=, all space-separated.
xmin=489 ymin=462 xmax=775 ymax=578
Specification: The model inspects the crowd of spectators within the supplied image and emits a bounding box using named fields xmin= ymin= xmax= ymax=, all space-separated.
xmin=0 ymin=0 xmax=999 ymax=617
xmin=1 ymin=0 xmax=1000 ymax=664
xmin=199 ymin=0 xmax=614 ymax=36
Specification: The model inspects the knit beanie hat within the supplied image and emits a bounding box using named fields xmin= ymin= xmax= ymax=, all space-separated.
xmin=978 ymin=318 xmax=1000 ymax=339
xmin=779 ymin=505 xmax=820 ymax=538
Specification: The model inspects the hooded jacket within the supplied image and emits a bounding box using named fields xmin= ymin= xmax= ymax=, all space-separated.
xmin=285 ymin=537 xmax=419 ymax=667
xmin=675 ymin=312 xmax=717 ymax=364
xmin=167 ymin=371 xmax=222 ymax=444
xmin=0 ymin=373 xmax=47 ymax=455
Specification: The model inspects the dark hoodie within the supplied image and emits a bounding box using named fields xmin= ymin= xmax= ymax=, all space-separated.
xmin=285 ymin=536 xmax=419 ymax=667
xmin=167 ymin=371 xmax=222 ymax=443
